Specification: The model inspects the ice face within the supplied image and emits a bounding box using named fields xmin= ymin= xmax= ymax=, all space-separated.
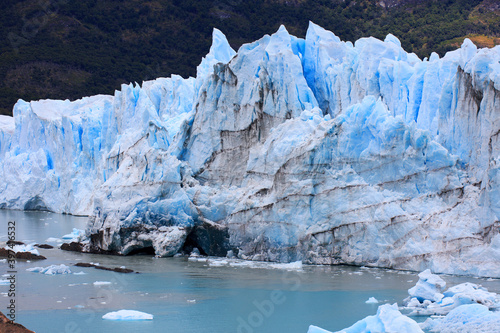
xmin=1 ymin=25 xmax=500 ymax=276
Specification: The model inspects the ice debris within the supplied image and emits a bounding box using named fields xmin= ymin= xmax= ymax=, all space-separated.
xmin=102 ymin=310 xmax=153 ymax=320
xmin=420 ymin=304 xmax=500 ymax=333
xmin=403 ymin=270 xmax=500 ymax=316
xmin=307 ymin=304 xmax=423 ymax=333
xmin=61 ymin=228 xmax=85 ymax=242
xmin=27 ymin=264 xmax=72 ymax=275
xmin=365 ymin=297 xmax=379 ymax=304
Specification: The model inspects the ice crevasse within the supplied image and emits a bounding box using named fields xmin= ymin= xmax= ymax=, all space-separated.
xmin=1 ymin=23 xmax=500 ymax=277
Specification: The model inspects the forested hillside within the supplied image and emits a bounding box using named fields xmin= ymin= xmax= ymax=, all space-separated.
xmin=1 ymin=0 xmax=499 ymax=116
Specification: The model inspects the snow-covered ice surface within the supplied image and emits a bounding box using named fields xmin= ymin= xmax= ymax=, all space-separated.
xmin=102 ymin=310 xmax=153 ymax=320
xmin=27 ymin=264 xmax=72 ymax=275
xmin=1 ymin=23 xmax=500 ymax=277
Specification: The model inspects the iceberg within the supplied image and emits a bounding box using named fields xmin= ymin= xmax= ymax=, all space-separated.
xmin=420 ymin=304 xmax=500 ymax=333
xmin=27 ymin=264 xmax=72 ymax=275
xmin=404 ymin=270 xmax=500 ymax=316
xmin=407 ymin=269 xmax=446 ymax=303
xmin=1 ymin=23 xmax=500 ymax=277
xmin=307 ymin=326 xmax=333 ymax=333
xmin=102 ymin=310 xmax=153 ymax=321
xmin=332 ymin=304 xmax=423 ymax=333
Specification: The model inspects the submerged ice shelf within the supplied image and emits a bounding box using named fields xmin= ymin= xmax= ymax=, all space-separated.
xmin=1 ymin=23 xmax=500 ymax=277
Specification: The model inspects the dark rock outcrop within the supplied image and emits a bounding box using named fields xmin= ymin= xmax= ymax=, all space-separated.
xmin=34 ymin=244 xmax=54 ymax=249
xmin=74 ymin=262 xmax=136 ymax=273
xmin=0 ymin=311 xmax=35 ymax=333
xmin=0 ymin=248 xmax=46 ymax=260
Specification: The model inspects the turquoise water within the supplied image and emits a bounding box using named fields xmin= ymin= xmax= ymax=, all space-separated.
xmin=1 ymin=210 xmax=499 ymax=333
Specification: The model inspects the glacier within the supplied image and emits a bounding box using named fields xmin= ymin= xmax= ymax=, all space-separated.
xmin=1 ymin=23 xmax=500 ymax=277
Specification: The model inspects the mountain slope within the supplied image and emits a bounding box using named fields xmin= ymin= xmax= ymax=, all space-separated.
xmin=0 ymin=0 xmax=498 ymax=116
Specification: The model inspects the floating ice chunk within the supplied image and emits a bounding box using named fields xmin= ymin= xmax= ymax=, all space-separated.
xmin=0 ymin=280 xmax=10 ymax=285
xmin=27 ymin=264 xmax=72 ymax=275
xmin=307 ymin=325 xmax=332 ymax=333
xmin=443 ymin=282 xmax=499 ymax=307
xmin=408 ymin=269 xmax=446 ymax=302
xmin=73 ymin=271 xmax=86 ymax=275
xmin=420 ymin=304 xmax=500 ymax=333
xmin=333 ymin=304 xmax=423 ymax=333
xmin=61 ymin=228 xmax=85 ymax=241
xmin=404 ymin=273 xmax=500 ymax=316
xmin=269 ymin=261 xmax=303 ymax=271
xmin=3 ymin=244 xmax=41 ymax=256
xmin=93 ymin=281 xmax=112 ymax=286
xmin=45 ymin=237 xmax=63 ymax=243
xmin=102 ymin=310 xmax=153 ymax=321
xmin=189 ymin=248 xmax=201 ymax=257
xmin=365 ymin=297 xmax=379 ymax=304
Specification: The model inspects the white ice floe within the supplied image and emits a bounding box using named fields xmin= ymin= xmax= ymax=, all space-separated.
xmin=365 ymin=297 xmax=379 ymax=304
xmin=45 ymin=237 xmax=63 ymax=243
xmin=308 ymin=270 xmax=500 ymax=333
xmin=308 ymin=304 xmax=423 ymax=333
xmin=102 ymin=310 xmax=153 ymax=320
xmin=93 ymin=281 xmax=112 ymax=286
xmin=26 ymin=264 xmax=71 ymax=275
xmin=407 ymin=269 xmax=446 ymax=302
xmin=188 ymin=257 xmax=303 ymax=271
xmin=2 ymin=243 xmax=40 ymax=256
xmin=420 ymin=304 xmax=500 ymax=333
xmin=61 ymin=228 xmax=85 ymax=242
xmin=403 ymin=270 xmax=500 ymax=316
xmin=307 ymin=326 xmax=333 ymax=333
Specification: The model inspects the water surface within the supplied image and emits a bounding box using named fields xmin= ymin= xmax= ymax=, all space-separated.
xmin=1 ymin=210 xmax=498 ymax=333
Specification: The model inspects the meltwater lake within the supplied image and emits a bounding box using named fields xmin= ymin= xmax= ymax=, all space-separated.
xmin=2 ymin=210 xmax=500 ymax=333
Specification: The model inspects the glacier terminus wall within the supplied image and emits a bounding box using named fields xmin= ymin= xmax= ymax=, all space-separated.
xmin=1 ymin=23 xmax=500 ymax=277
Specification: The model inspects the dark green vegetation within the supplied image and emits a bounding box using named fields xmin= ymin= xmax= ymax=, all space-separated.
xmin=0 ymin=0 xmax=499 ymax=116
